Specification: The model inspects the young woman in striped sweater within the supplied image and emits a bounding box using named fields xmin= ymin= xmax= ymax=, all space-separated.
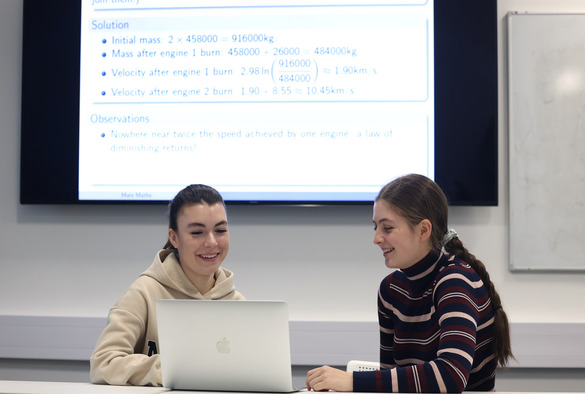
xmin=306 ymin=174 xmax=513 ymax=393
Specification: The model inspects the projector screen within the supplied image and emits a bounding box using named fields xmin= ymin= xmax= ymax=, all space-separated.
xmin=20 ymin=0 xmax=498 ymax=205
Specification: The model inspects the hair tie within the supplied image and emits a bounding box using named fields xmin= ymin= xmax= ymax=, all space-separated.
xmin=441 ymin=229 xmax=458 ymax=247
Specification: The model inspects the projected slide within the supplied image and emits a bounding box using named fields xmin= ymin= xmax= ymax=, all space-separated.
xmin=78 ymin=0 xmax=434 ymax=201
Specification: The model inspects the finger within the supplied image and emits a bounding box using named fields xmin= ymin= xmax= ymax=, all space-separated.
xmin=307 ymin=372 xmax=323 ymax=391
xmin=306 ymin=367 xmax=323 ymax=381
xmin=307 ymin=366 xmax=322 ymax=376
xmin=310 ymin=376 xmax=325 ymax=392
xmin=306 ymin=367 xmax=321 ymax=390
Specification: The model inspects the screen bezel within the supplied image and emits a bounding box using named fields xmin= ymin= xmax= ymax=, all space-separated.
xmin=20 ymin=0 xmax=498 ymax=205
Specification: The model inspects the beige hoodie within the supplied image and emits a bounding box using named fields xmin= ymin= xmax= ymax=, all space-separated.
xmin=90 ymin=249 xmax=245 ymax=386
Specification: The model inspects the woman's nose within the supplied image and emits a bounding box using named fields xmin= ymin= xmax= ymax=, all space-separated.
xmin=373 ymin=230 xmax=383 ymax=245
xmin=204 ymin=233 xmax=218 ymax=247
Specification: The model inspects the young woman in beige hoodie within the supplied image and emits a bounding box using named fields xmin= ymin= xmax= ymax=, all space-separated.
xmin=90 ymin=184 xmax=245 ymax=386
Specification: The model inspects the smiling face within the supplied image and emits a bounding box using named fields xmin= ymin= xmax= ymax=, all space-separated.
xmin=168 ymin=202 xmax=229 ymax=293
xmin=372 ymin=200 xmax=433 ymax=270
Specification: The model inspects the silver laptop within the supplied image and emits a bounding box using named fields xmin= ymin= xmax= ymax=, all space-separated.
xmin=157 ymin=299 xmax=298 ymax=392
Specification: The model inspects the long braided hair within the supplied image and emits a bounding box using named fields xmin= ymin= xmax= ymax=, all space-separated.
xmin=376 ymin=174 xmax=513 ymax=367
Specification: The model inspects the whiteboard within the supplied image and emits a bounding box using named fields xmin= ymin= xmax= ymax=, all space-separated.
xmin=508 ymin=13 xmax=585 ymax=271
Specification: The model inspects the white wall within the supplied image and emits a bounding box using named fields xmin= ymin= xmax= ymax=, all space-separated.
xmin=2 ymin=0 xmax=584 ymax=323
xmin=1 ymin=0 xmax=585 ymax=388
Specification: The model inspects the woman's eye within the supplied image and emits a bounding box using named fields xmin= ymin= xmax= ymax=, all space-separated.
xmin=190 ymin=231 xmax=203 ymax=236
xmin=216 ymin=228 xmax=228 ymax=234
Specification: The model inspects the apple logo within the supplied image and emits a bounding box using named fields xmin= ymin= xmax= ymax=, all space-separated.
xmin=216 ymin=337 xmax=230 ymax=354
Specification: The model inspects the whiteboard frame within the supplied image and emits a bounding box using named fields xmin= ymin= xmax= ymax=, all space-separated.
xmin=507 ymin=12 xmax=585 ymax=272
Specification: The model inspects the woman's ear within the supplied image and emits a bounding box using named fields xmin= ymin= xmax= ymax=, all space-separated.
xmin=419 ymin=219 xmax=432 ymax=242
xmin=168 ymin=228 xmax=179 ymax=249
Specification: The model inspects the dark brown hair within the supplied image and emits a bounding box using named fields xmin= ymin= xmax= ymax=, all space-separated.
xmin=163 ymin=184 xmax=225 ymax=249
xmin=376 ymin=174 xmax=513 ymax=367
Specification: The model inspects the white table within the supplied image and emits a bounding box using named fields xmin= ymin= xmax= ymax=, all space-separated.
xmin=0 ymin=381 xmax=583 ymax=394
xmin=0 ymin=381 xmax=167 ymax=394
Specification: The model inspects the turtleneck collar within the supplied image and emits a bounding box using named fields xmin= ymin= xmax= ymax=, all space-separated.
xmin=401 ymin=248 xmax=444 ymax=283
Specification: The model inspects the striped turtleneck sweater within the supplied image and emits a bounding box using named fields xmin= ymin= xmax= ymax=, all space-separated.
xmin=353 ymin=250 xmax=497 ymax=393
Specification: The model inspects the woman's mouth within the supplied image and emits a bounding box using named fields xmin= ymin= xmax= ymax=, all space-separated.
xmin=382 ymin=248 xmax=394 ymax=256
xmin=199 ymin=253 xmax=220 ymax=261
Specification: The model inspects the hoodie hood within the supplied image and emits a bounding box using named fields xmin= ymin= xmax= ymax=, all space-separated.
xmin=140 ymin=248 xmax=239 ymax=300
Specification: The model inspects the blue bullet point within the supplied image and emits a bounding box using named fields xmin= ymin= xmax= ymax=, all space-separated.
xmin=102 ymin=52 xmax=106 ymax=57
xmin=102 ymin=39 xmax=106 ymax=44
xmin=102 ymin=71 xmax=106 ymax=76
xmin=101 ymin=133 xmax=105 ymax=138
xmin=101 ymin=91 xmax=106 ymax=96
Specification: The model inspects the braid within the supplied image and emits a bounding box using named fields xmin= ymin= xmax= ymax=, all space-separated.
xmin=445 ymin=238 xmax=514 ymax=367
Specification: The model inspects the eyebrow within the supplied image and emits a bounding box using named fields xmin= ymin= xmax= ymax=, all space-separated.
xmin=186 ymin=220 xmax=228 ymax=228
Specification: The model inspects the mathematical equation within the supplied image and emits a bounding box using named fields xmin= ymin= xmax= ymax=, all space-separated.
xmin=88 ymin=24 xmax=428 ymax=102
